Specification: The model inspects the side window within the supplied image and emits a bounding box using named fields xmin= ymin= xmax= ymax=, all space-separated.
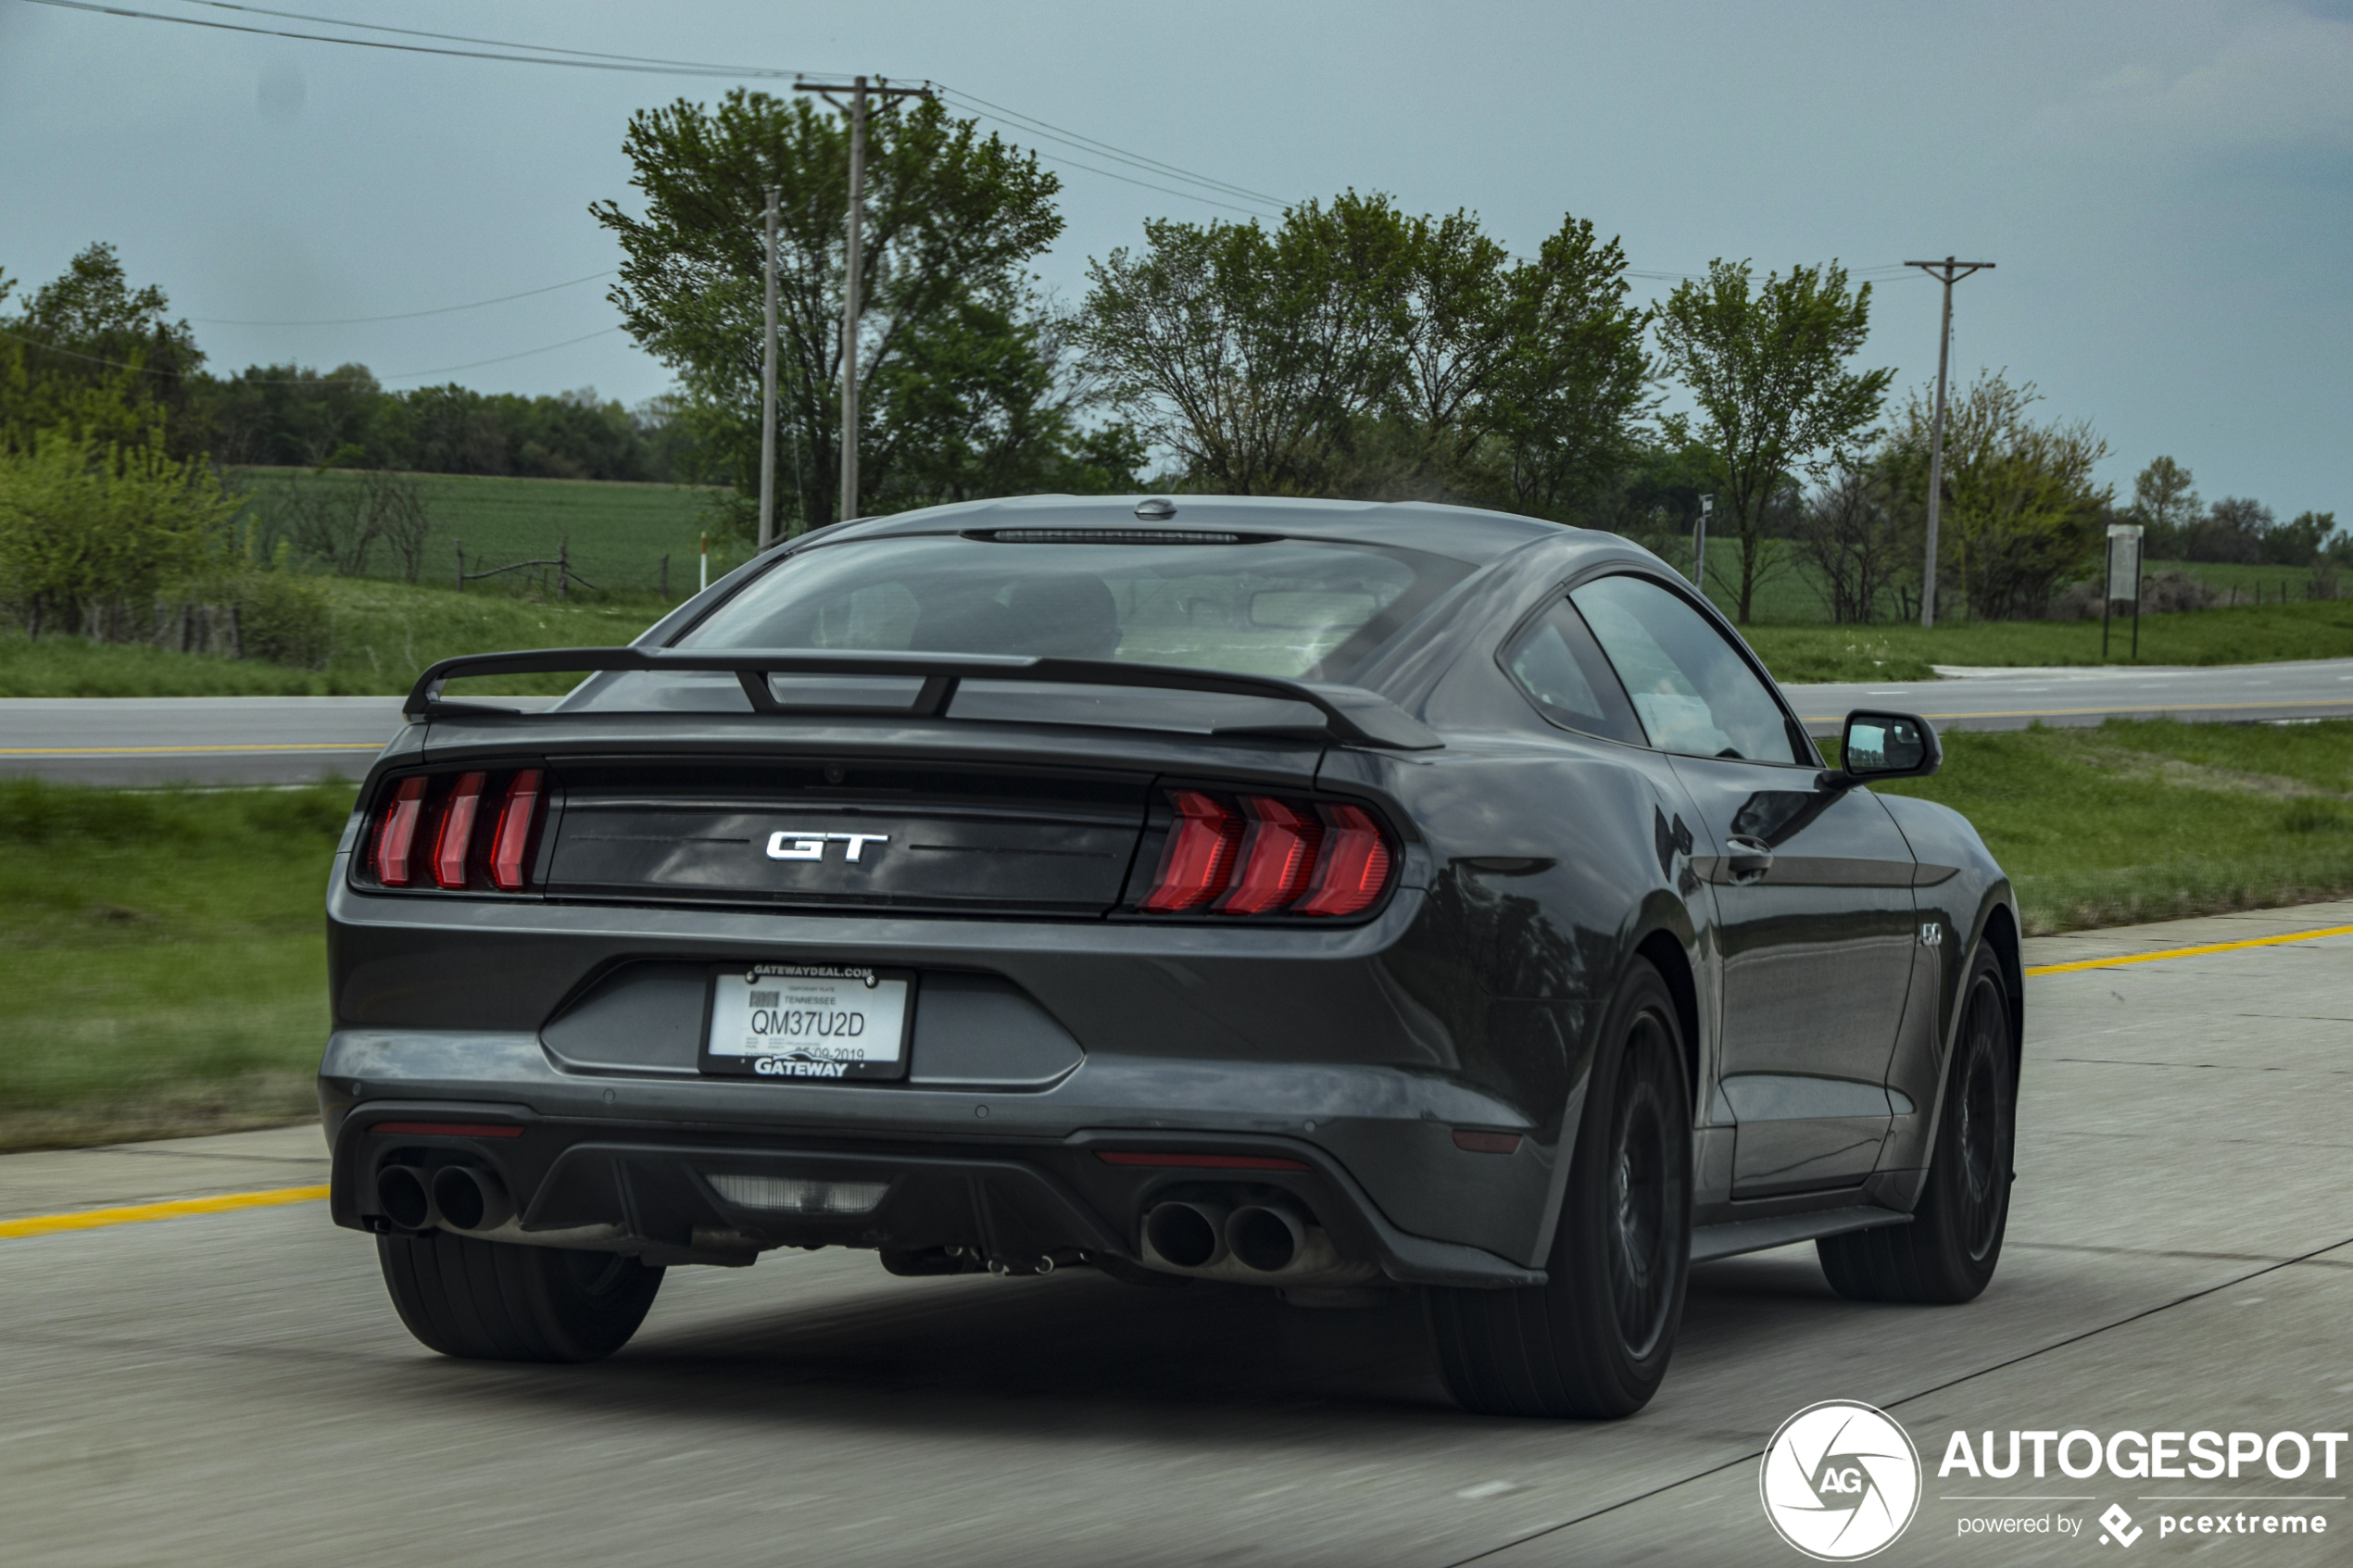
xmin=1567 ymin=574 xmax=1800 ymax=764
xmin=1502 ymin=598 xmax=1646 ymax=746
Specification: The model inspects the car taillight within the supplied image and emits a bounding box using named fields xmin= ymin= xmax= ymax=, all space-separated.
xmin=1293 ymin=805 xmax=1391 ymax=918
xmin=372 ymin=776 xmax=426 ymax=886
xmin=432 ymin=772 xmax=486 ymax=889
xmin=1215 ymin=796 xmax=1322 ymax=915
xmin=363 ymin=768 xmax=545 ymax=893
xmin=1138 ymin=789 xmax=1243 ymax=911
xmin=490 ymin=770 xmax=544 ymax=892
xmin=1139 ymin=790 xmax=1394 ymax=919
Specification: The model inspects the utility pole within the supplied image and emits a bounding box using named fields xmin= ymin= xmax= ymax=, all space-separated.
xmin=1904 ymin=257 xmax=1994 ymax=627
xmin=1692 ymin=494 xmax=1714 ymax=599
xmin=758 ymin=186 xmax=780 ymax=550
xmin=795 ymin=75 xmax=934 ymax=526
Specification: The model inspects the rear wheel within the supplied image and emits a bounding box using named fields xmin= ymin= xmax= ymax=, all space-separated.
xmin=377 ymin=1233 xmax=663 ymax=1362
xmin=1427 ymin=959 xmax=1692 ymax=1419
xmin=1818 ymin=945 xmax=2014 ymax=1304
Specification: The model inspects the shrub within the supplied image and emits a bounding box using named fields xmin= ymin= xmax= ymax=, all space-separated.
xmin=232 ymin=568 xmax=332 ymax=669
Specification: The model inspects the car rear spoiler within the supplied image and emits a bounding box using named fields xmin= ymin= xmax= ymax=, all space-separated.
xmin=403 ymin=646 xmax=1443 ymax=750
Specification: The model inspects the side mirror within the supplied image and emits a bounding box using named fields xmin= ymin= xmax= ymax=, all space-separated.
xmin=1821 ymin=710 xmax=1940 ymax=790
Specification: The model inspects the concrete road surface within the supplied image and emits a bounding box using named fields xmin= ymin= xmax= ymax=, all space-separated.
xmin=1786 ymin=657 xmax=2353 ymax=737
xmin=4 ymin=904 xmax=2350 ymax=1566
xmin=6 ymin=659 xmax=2353 ymax=787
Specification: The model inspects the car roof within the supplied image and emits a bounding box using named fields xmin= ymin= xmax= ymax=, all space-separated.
xmin=808 ymin=494 xmax=1574 ymax=567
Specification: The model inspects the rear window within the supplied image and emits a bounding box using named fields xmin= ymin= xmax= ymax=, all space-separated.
xmin=675 ymin=533 xmax=1471 ymax=683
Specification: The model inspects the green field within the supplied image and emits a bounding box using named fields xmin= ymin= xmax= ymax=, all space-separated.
xmin=0 ymin=575 xmax=673 ymax=697
xmin=13 ymin=716 xmax=2353 ymax=1147
xmin=234 ymin=467 xmax=736 ymax=595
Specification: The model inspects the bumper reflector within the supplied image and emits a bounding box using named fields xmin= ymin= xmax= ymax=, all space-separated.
xmin=707 ymin=1173 xmax=890 ymax=1214
xmin=1451 ymin=1129 xmax=1523 ymax=1154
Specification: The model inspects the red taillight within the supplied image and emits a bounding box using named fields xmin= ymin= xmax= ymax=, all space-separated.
xmin=1137 ymin=790 xmax=1392 ymax=918
xmin=432 ymin=771 xmax=486 ymax=889
xmin=489 ymin=770 xmax=544 ymax=892
xmin=1295 ymin=805 xmax=1391 ymax=918
xmin=372 ymin=776 xmax=426 ymax=886
xmin=1215 ymin=796 xmax=1323 ymax=915
xmin=1139 ymin=788 xmax=1243 ymax=911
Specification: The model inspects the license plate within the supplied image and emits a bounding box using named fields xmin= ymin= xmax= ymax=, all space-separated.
xmin=700 ymin=965 xmax=914 ymax=1081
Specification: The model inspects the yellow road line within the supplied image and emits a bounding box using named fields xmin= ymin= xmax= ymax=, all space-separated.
xmin=0 ymin=744 xmax=383 ymax=757
xmin=2025 ymin=923 xmax=2353 ymax=977
xmin=0 ymin=1185 xmax=330 ymax=1239
xmin=1798 ymin=698 xmax=2353 ymax=723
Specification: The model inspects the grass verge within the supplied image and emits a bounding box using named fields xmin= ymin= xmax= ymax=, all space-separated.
xmin=1874 ymin=718 xmax=2353 ymax=934
xmin=0 ymin=779 xmax=353 ymax=1149
xmin=12 ymin=718 xmax=2353 ymax=1147
xmin=1745 ymin=599 xmax=2353 ymax=683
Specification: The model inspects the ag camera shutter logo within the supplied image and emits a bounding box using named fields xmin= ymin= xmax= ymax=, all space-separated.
xmin=1760 ymin=1400 xmax=1922 ymax=1560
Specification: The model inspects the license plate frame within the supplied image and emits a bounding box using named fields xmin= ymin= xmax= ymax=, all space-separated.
xmin=698 ymin=963 xmax=916 ymax=1082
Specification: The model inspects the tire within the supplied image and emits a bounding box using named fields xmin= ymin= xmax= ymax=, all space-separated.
xmin=1427 ymin=958 xmax=1692 ymax=1419
xmin=1818 ymin=944 xmax=2015 ymax=1305
xmin=377 ymin=1232 xmax=663 ymax=1362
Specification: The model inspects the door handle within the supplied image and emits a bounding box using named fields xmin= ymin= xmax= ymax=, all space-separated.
xmin=1725 ymin=835 xmax=1773 ymax=881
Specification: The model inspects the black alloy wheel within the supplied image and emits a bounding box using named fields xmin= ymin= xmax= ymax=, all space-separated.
xmin=1818 ymin=944 xmax=2015 ymax=1304
xmin=1607 ymin=1007 xmax=1681 ymax=1361
xmin=378 ymin=1232 xmax=664 ymax=1361
xmin=1428 ymin=957 xmax=1692 ymax=1419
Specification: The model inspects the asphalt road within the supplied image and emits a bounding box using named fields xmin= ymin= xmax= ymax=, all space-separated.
xmin=1786 ymin=657 xmax=2353 ymax=737
xmin=0 ymin=696 xmax=550 ymax=786
xmin=7 ymin=659 xmax=2353 ymax=787
xmin=4 ymin=903 xmax=2350 ymax=1566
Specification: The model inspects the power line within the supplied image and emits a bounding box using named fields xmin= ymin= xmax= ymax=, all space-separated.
xmin=936 ymin=87 xmax=1288 ymax=207
xmin=170 ymin=1 xmax=795 ymax=75
xmin=188 ymin=270 xmax=615 ymax=326
xmin=380 ymin=326 xmax=627 ymax=382
xmin=17 ymin=0 xmax=789 ymax=77
xmin=23 ymin=2 xmax=1290 ymax=220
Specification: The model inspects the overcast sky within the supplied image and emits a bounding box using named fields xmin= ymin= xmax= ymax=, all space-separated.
xmin=2 ymin=0 xmax=2345 ymax=515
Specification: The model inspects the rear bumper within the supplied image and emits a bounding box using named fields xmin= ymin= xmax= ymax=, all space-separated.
xmin=318 ymin=1033 xmax=1551 ymax=1288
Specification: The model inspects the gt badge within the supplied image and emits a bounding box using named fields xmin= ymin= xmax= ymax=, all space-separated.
xmin=766 ymin=831 xmax=890 ymax=862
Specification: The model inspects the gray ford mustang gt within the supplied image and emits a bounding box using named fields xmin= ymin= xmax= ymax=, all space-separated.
xmin=321 ymin=493 xmax=2020 ymax=1419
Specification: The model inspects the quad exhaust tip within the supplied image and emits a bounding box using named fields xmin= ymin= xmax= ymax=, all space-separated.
xmin=1226 ymin=1203 xmax=1307 ymax=1273
xmin=1143 ymin=1199 xmax=1229 ymax=1269
xmin=1142 ymin=1198 xmax=1317 ymax=1274
xmin=374 ymin=1162 xmax=512 ymax=1233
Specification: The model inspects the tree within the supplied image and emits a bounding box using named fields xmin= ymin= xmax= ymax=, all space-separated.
xmin=2278 ymin=510 xmax=2340 ymax=567
xmin=594 ymin=91 xmax=1115 ymax=533
xmin=1793 ymin=461 xmax=1917 ymax=624
xmin=0 ymin=244 xmax=206 ymax=456
xmin=2187 ymin=496 xmax=2275 ymax=565
xmin=0 ymin=429 xmax=241 ymax=637
xmin=2129 ymin=456 xmax=2200 ymax=557
xmin=1079 ymin=194 xmax=1649 ymax=513
xmin=1654 ymin=260 xmax=1891 ymax=621
xmin=1891 ymin=370 xmax=2110 ymax=620
xmin=1079 ymin=195 xmax=1409 ymax=496
xmin=1483 ymin=218 xmax=1655 ymax=520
